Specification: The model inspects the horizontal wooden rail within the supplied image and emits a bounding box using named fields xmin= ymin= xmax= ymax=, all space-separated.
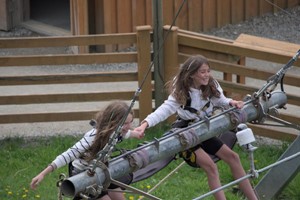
xmin=0 ymin=71 xmax=137 ymax=85
xmin=219 ymin=80 xmax=300 ymax=107
xmin=0 ymin=52 xmax=137 ymax=67
xmin=0 ymin=109 xmax=139 ymax=124
xmin=0 ymin=91 xmax=136 ymax=105
xmin=0 ymin=33 xmax=137 ymax=48
xmin=177 ymin=30 xmax=300 ymax=67
xmin=210 ymin=59 xmax=300 ymax=87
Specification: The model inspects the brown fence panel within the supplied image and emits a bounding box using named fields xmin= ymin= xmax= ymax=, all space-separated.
xmin=98 ymin=0 xmax=299 ymax=38
xmin=187 ymin=0 xmax=202 ymax=32
xmin=245 ymin=0 xmax=259 ymax=20
xmin=231 ymin=0 xmax=245 ymax=23
xmin=174 ymin=0 xmax=188 ymax=30
xmin=163 ymin=0 xmax=174 ymax=26
xmin=0 ymin=71 xmax=137 ymax=86
xmin=202 ymin=0 xmax=217 ymax=31
xmin=0 ymin=91 xmax=135 ymax=105
xmin=0 ymin=27 xmax=152 ymax=125
xmin=287 ymin=0 xmax=300 ymax=7
xmin=217 ymin=0 xmax=231 ymax=28
xmin=132 ymin=0 xmax=147 ymax=31
xmin=0 ymin=109 xmax=140 ymax=124
xmin=259 ymin=0 xmax=274 ymax=15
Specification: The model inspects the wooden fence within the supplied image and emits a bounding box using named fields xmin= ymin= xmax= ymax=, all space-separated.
xmin=89 ymin=0 xmax=300 ymax=35
xmin=0 ymin=26 xmax=153 ymax=124
xmin=0 ymin=25 xmax=300 ymax=140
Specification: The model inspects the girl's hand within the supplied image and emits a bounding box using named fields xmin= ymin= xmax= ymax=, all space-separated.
xmin=30 ymin=173 xmax=45 ymax=190
xmin=130 ymin=130 xmax=145 ymax=139
xmin=134 ymin=121 xmax=148 ymax=133
xmin=30 ymin=164 xmax=55 ymax=190
xmin=230 ymin=100 xmax=244 ymax=109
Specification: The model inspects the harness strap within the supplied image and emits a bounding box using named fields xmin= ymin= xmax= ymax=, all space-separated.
xmin=181 ymin=96 xmax=211 ymax=115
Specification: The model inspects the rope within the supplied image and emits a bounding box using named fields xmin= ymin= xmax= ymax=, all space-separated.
xmin=138 ymin=161 xmax=186 ymax=200
xmin=141 ymin=0 xmax=188 ymax=88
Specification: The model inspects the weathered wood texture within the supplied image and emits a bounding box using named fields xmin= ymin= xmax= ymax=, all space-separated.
xmin=0 ymin=25 xmax=299 ymax=141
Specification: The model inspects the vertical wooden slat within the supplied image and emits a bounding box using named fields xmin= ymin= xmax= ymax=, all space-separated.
xmin=163 ymin=0 xmax=174 ymax=26
xmin=103 ymin=0 xmax=117 ymax=52
xmin=202 ymin=0 xmax=217 ymax=31
xmin=117 ymin=0 xmax=132 ymax=33
xmin=0 ymin=0 xmax=10 ymax=30
xmin=70 ymin=0 xmax=89 ymax=53
xmin=132 ymin=0 xmax=146 ymax=31
xmin=163 ymin=25 xmax=178 ymax=122
xmin=231 ymin=0 xmax=245 ymax=24
xmin=188 ymin=0 xmax=202 ymax=32
xmin=23 ymin=0 xmax=30 ymax=21
xmin=70 ymin=0 xmax=75 ymax=35
xmin=145 ymin=0 xmax=152 ymax=26
xmin=217 ymin=0 xmax=231 ymax=28
xmin=272 ymin=0 xmax=286 ymax=12
xmin=94 ymin=0 xmax=104 ymax=34
xmin=117 ymin=0 xmax=132 ymax=50
xmin=163 ymin=25 xmax=179 ymax=87
xmin=274 ymin=0 xmax=288 ymax=12
xmin=245 ymin=0 xmax=259 ymax=20
xmin=75 ymin=0 xmax=89 ymax=53
xmin=259 ymin=0 xmax=273 ymax=16
xmin=136 ymin=25 xmax=152 ymax=122
xmin=94 ymin=0 xmax=105 ymax=52
xmin=174 ymin=0 xmax=188 ymax=30
xmin=287 ymin=0 xmax=300 ymax=7
xmin=76 ymin=0 xmax=89 ymax=35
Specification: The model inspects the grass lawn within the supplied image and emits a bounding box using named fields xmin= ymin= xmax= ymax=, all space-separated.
xmin=0 ymin=125 xmax=299 ymax=200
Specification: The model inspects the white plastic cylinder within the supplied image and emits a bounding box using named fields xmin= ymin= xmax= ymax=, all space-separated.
xmin=236 ymin=128 xmax=255 ymax=146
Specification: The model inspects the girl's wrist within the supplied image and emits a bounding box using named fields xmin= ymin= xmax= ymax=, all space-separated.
xmin=140 ymin=120 xmax=149 ymax=128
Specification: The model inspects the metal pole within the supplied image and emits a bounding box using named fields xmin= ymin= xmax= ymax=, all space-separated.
xmin=193 ymin=151 xmax=300 ymax=200
xmin=60 ymin=91 xmax=287 ymax=198
xmin=152 ymin=0 xmax=165 ymax=107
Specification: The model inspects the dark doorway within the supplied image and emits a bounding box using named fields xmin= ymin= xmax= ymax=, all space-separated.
xmin=30 ymin=0 xmax=70 ymax=30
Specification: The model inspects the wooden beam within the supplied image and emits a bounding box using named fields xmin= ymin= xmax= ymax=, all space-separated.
xmin=0 ymin=33 xmax=136 ymax=48
xmin=0 ymin=71 xmax=137 ymax=85
xmin=0 ymin=52 xmax=137 ymax=66
xmin=0 ymin=91 xmax=135 ymax=105
xmin=178 ymin=32 xmax=300 ymax=67
xmin=0 ymin=109 xmax=139 ymax=124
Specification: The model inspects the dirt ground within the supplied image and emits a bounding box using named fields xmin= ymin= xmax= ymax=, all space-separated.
xmin=0 ymin=6 xmax=299 ymax=140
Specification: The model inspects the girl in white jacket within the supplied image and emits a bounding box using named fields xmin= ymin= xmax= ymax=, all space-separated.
xmin=134 ymin=55 xmax=257 ymax=200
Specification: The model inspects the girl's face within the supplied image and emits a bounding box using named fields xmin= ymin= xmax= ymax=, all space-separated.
xmin=191 ymin=63 xmax=210 ymax=88
xmin=122 ymin=113 xmax=133 ymax=133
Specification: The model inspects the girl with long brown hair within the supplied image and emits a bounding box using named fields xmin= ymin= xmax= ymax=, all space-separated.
xmin=134 ymin=55 xmax=258 ymax=200
xmin=30 ymin=101 xmax=143 ymax=200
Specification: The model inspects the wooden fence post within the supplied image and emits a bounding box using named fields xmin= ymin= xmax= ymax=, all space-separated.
xmin=163 ymin=25 xmax=179 ymax=123
xmin=163 ymin=25 xmax=179 ymax=86
xmin=136 ymin=25 xmax=152 ymax=122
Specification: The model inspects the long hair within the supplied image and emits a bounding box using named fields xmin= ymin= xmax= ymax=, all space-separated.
xmin=85 ymin=101 xmax=133 ymax=162
xmin=167 ymin=55 xmax=220 ymax=105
